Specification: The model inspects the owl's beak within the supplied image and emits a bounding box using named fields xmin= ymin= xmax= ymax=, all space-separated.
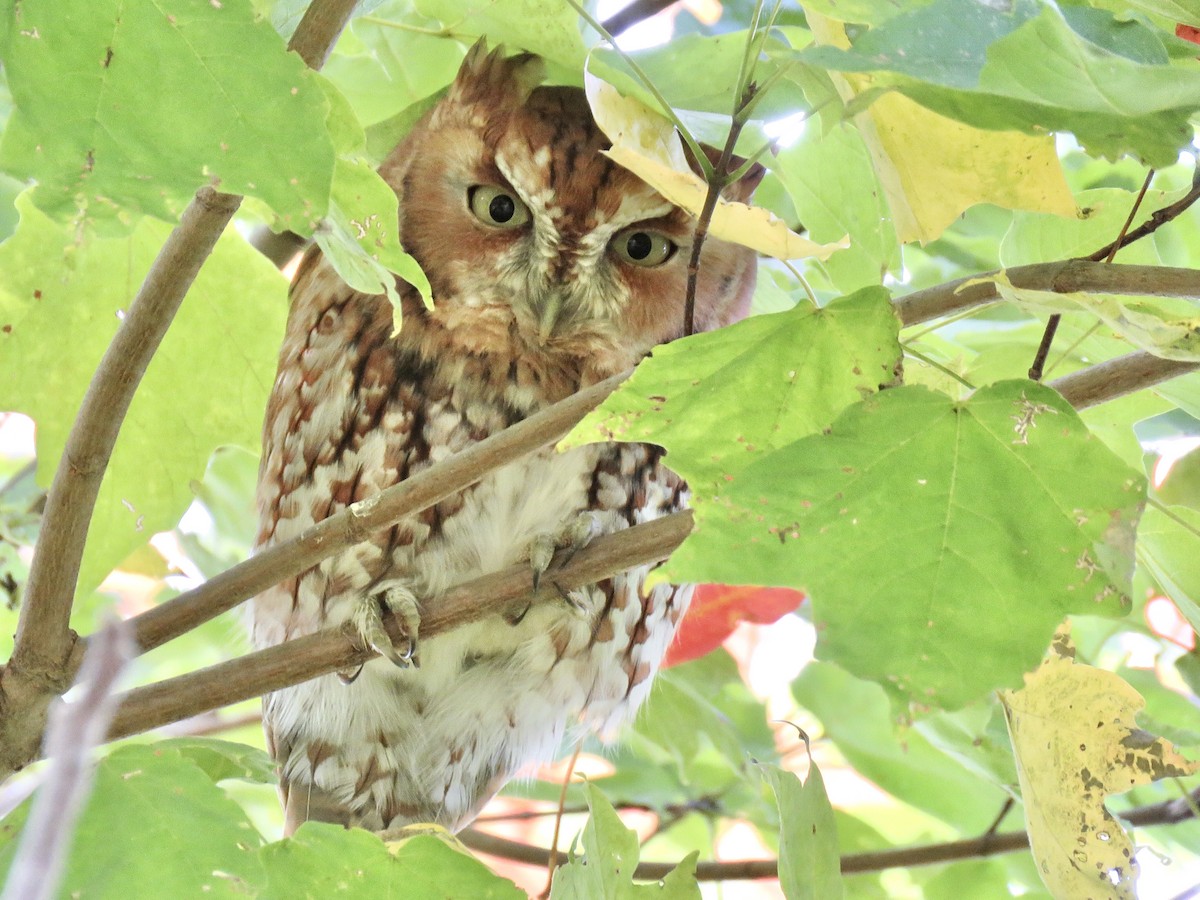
xmin=537 ymin=294 xmax=564 ymax=342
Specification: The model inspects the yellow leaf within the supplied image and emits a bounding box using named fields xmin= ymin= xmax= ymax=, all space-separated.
xmin=808 ymin=14 xmax=1077 ymax=244
xmin=1000 ymin=626 xmax=1198 ymax=899
xmin=584 ymin=73 xmax=847 ymax=261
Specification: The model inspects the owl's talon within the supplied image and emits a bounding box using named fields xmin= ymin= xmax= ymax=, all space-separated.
xmin=528 ymin=512 xmax=606 ymax=590
xmin=354 ymin=583 xmax=422 ymax=669
xmin=552 ymin=581 xmax=591 ymax=616
xmin=529 ymin=533 xmax=556 ymax=592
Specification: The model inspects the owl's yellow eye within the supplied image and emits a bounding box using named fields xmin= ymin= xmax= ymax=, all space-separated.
xmin=611 ymin=228 xmax=675 ymax=267
xmin=468 ymin=186 xmax=530 ymax=228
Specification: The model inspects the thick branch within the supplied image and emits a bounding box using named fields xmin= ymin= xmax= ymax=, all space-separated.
xmin=459 ymin=788 xmax=1200 ymax=881
xmin=1049 ymin=351 xmax=1199 ymax=410
xmin=893 ymin=261 xmax=1200 ymax=327
xmin=114 ymin=372 xmax=628 ymax=667
xmin=13 ymin=188 xmax=241 ymax=681
xmin=0 ymin=0 xmax=360 ymax=781
xmin=106 ymin=512 xmax=693 ymax=740
xmin=288 ymin=0 xmax=360 ymax=69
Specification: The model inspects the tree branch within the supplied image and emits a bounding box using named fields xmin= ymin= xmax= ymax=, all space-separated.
xmin=58 ymin=262 xmax=1197 ymax=744
xmin=0 ymin=0 xmax=360 ymax=781
xmin=106 ymin=371 xmax=628 ymax=670
xmin=1 ymin=620 xmax=133 ymax=900
xmin=893 ymin=261 xmax=1200 ymax=327
xmin=458 ymin=787 xmax=1200 ymax=881
xmin=601 ymin=0 xmax=678 ymax=36
xmin=1049 ymin=351 xmax=1199 ymax=410
xmin=13 ymin=187 xmax=241 ymax=679
xmin=106 ymin=511 xmax=693 ymax=741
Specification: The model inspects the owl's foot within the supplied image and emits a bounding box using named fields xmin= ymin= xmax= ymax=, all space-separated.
xmin=528 ymin=511 xmax=626 ymax=592
xmin=352 ymin=582 xmax=422 ymax=669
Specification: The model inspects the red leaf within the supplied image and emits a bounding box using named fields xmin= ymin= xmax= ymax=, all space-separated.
xmin=665 ymin=583 xmax=806 ymax=666
xmin=1177 ymin=24 xmax=1200 ymax=45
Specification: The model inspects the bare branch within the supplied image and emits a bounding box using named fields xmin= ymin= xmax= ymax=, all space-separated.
xmin=602 ymin=0 xmax=678 ymax=36
xmin=459 ymin=787 xmax=1200 ymax=881
xmin=106 ymin=512 xmax=693 ymax=740
xmin=114 ymin=371 xmax=629 ymax=667
xmin=248 ymin=226 xmax=309 ymax=269
xmin=894 ymin=262 xmax=1200 ymax=328
xmin=1049 ymin=351 xmax=1198 ymax=410
xmin=14 ymin=187 xmax=241 ymax=681
xmin=287 ymin=0 xmax=361 ymax=69
xmin=1086 ymin=163 xmax=1200 ymax=263
xmin=1 ymin=620 xmax=134 ymax=900
xmin=0 ymin=0 xmax=360 ymax=781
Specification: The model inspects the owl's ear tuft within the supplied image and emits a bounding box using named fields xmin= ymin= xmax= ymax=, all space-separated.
xmin=451 ymin=40 xmax=546 ymax=109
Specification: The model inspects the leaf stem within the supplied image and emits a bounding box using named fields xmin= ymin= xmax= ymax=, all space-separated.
xmin=904 ymin=346 xmax=976 ymax=391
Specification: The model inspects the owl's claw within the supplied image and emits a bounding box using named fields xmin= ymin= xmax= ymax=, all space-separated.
xmin=528 ymin=512 xmax=604 ymax=591
xmin=352 ymin=583 xmax=421 ymax=669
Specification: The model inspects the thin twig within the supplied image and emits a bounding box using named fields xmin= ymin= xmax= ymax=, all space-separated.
xmin=1029 ymin=170 xmax=1154 ymax=381
xmin=542 ymin=741 xmax=583 ymax=899
xmin=684 ymin=114 xmax=748 ymax=336
xmin=601 ymin=0 xmax=677 ymax=36
xmin=1087 ymin=163 xmax=1200 ymax=263
xmin=1 ymin=619 xmax=134 ymax=900
xmin=105 ymin=512 xmax=694 ymax=741
xmin=458 ymin=787 xmax=1200 ymax=881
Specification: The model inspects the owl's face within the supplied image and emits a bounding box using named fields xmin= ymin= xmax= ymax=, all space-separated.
xmin=380 ymin=47 xmax=760 ymax=387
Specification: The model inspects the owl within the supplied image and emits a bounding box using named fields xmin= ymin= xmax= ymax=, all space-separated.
xmin=251 ymin=43 xmax=761 ymax=835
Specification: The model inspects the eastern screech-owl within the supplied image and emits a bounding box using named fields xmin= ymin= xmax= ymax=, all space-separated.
xmin=251 ymin=44 xmax=760 ymax=834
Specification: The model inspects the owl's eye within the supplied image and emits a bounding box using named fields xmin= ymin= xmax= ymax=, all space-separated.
xmin=468 ymin=186 xmax=530 ymax=228
xmin=611 ymin=228 xmax=676 ymax=267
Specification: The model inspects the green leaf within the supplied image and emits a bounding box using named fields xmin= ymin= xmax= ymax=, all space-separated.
xmin=1137 ymin=503 xmax=1200 ymax=631
xmin=260 ymin=825 xmax=523 ymax=899
xmin=0 ymin=193 xmax=286 ymax=595
xmin=984 ymin=271 xmax=1200 ymax=361
xmin=0 ymin=0 xmax=335 ymax=227
xmin=793 ymin=662 xmax=1011 ymax=830
xmin=315 ymin=157 xmax=432 ymax=315
xmin=550 ymin=784 xmax=700 ymax=899
xmin=322 ymin=7 xmax=465 ymax=129
xmin=563 ymin=288 xmax=902 ymax=496
xmin=1002 ymin=188 xmax=1176 ymax=267
xmin=773 ymin=124 xmax=900 ymax=294
xmin=413 ymin=0 xmax=587 ymax=71
xmin=634 ymin=650 xmax=774 ymax=782
xmin=588 ymin=33 xmax=803 ymax=122
xmin=154 ymin=738 xmax=278 ymax=785
xmin=802 ymin=0 xmax=1200 ymax=166
xmin=0 ymin=744 xmax=268 ymax=896
xmin=759 ymin=762 xmax=843 ymax=900
xmin=667 ymin=381 xmax=1143 ymax=708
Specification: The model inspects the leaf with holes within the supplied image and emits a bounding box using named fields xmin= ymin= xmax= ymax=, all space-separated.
xmin=1001 ymin=628 xmax=1199 ymax=898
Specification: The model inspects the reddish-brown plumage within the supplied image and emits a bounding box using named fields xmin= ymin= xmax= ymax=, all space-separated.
xmin=252 ymin=44 xmax=759 ymax=834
